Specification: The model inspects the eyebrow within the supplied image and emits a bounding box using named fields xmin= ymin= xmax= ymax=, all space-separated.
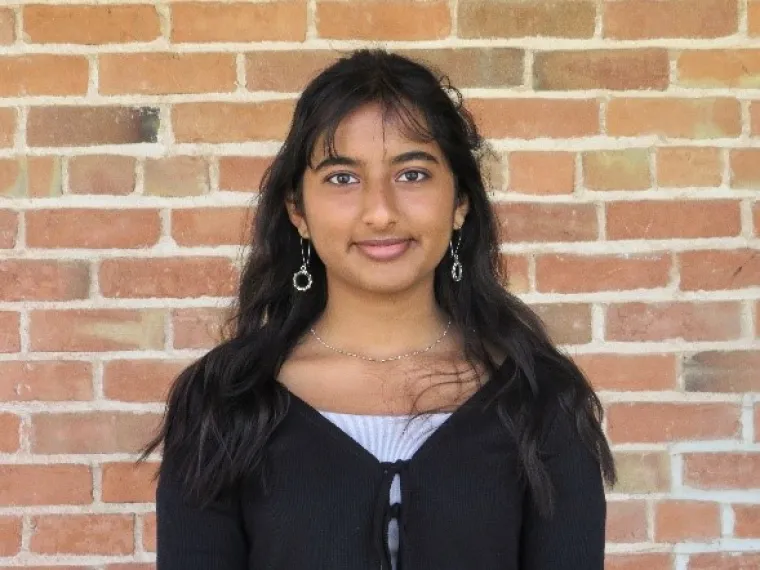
xmin=312 ymin=150 xmax=440 ymax=172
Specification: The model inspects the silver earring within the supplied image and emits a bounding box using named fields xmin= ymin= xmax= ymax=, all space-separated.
xmin=293 ymin=237 xmax=313 ymax=292
xmin=450 ymin=229 xmax=463 ymax=282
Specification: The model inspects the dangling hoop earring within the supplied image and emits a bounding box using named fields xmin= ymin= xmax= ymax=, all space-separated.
xmin=450 ymin=229 xmax=463 ymax=282
xmin=293 ymin=237 xmax=313 ymax=292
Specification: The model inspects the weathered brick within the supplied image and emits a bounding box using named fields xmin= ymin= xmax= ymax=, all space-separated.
xmin=0 ymin=55 xmax=88 ymax=96
xmin=612 ymin=451 xmax=671 ymax=493
xmin=751 ymin=0 xmax=760 ymax=36
xmin=0 ymin=8 xmax=13 ymax=45
xmin=172 ymin=1 xmax=307 ymax=43
xmin=0 ymin=210 xmax=17 ymax=248
xmin=604 ymin=0 xmax=738 ymax=39
xmin=218 ymin=156 xmax=272 ymax=192
xmin=575 ymin=354 xmax=676 ymax=391
xmin=0 ymin=157 xmax=63 ymax=198
xmin=680 ymin=249 xmax=760 ymax=291
xmin=0 ymin=311 xmax=20 ymax=353
xmin=606 ymin=200 xmax=741 ymax=240
xmin=655 ymin=501 xmax=721 ymax=541
xmin=752 ymin=101 xmax=760 ymax=135
xmin=173 ymin=102 xmax=293 ymax=143
xmin=0 ymin=108 xmax=16 ymax=147
xmin=144 ymin=156 xmax=208 ymax=197
xmin=684 ymin=351 xmax=760 ymax=392
xmin=606 ymin=500 xmax=648 ymax=542
xmin=30 ymin=514 xmax=133 ymax=555
xmin=459 ymin=0 xmax=596 ymax=39
xmin=69 ymin=155 xmax=136 ymax=195
xmin=27 ymin=106 xmax=159 ymax=147
xmin=734 ymin=504 xmax=760 ymax=538
xmin=0 ymin=516 xmax=20 ymax=556
xmin=102 ymin=462 xmax=159 ymax=503
xmin=498 ymin=254 xmax=529 ymax=294
xmin=24 ymin=4 xmax=160 ymax=44
xmin=0 ymin=260 xmax=89 ymax=301
xmin=535 ymin=50 xmax=669 ymax=90
xmin=730 ymin=148 xmax=760 ymax=188
xmin=0 ymin=465 xmax=92 ymax=506
xmin=684 ymin=453 xmax=760 ymax=489
xmin=172 ymin=207 xmax=252 ymax=246
xmin=606 ymin=301 xmax=742 ymax=342
xmin=583 ymin=149 xmax=650 ymax=190
xmin=507 ymin=151 xmax=574 ymax=195
xmin=678 ymin=50 xmax=760 ymax=88
xmin=605 ymin=554 xmax=674 ymax=570
xmin=317 ymin=0 xmax=450 ymax=40
xmin=529 ymin=303 xmax=592 ymax=345
xmin=657 ymin=147 xmax=722 ymax=188
xmin=494 ymin=203 xmax=598 ymax=243
xmin=0 ymin=361 xmax=93 ymax=401
xmin=0 ymin=413 xmax=20 ymax=452
xmin=100 ymin=53 xmax=237 ymax=95
xmin=607 ymin=98 xmax=741 ymax=139
xmin=104 ymin=359 xmax=188 ymax=403
xmin=689 ymin=553 xmax=760 ymax=569
xmin=171 ymin=307 xmax=229 ymax=349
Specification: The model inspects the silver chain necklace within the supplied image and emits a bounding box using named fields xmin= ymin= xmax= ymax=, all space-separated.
xmin=309 ymin=318 xmax=453 ymax=363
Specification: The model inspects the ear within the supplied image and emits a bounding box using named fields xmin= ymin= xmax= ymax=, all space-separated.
xmin=285 ymin=195 xmax=310 ymax=239
xmin=453 ymin=193 xmax=469 ymax=230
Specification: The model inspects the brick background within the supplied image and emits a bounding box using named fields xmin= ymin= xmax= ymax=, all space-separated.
xmin=1 ymin=0 xmax=758 ymax=568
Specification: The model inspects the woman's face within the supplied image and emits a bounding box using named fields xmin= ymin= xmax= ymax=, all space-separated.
xmin=286 ymin=102 xmax=469 ymax=295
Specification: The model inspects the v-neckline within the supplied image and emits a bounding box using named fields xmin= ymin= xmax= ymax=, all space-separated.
xmin=280 ymin=359 xmax=508 ymax=470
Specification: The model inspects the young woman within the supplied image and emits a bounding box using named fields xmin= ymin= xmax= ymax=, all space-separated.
xmin=141 ymin=48 xmax=616 ymax=570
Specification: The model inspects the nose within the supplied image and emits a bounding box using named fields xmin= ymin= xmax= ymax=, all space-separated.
xmin=360 ymin=176 xmax=398 ymax=228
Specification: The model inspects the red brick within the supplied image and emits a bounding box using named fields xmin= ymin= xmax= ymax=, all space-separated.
xmin=0 ymin=516 xmax=20 ymax=556
xmin=684 ymin=453 xmax=760 ymax=489
xmin=606 ymin=200 xmax=741 ymax=240
xmin=507 ymin=151 xmax=574 ymax=195
xmin=31 ymin=412 xmax=161 ymax=454
xmin=0 ymin=108 xmax=15 ymax=147
xmin=574 ymin=354 xmax=676 ymax=392
xmin=0 ymin=8 xmax=13 ymax=45
xmin=142 ymin=513 xmax=156 ymax=552
xmin=498 ymin=254 xmax=529 ymax=294
xmin=734 ymin=504 xmax=760 ymax=538
xmin=0 ymin=55 xmax=88 ymax=96
xmin=100 ymin=53 xmax=237 ymax=96
xmin=608 ymin=403 xmax=741 ymax=443
xmin=0 ymin=156 xmax=63 ymax=198
xmin=604 ymin=0 xmax=738 ymax=39
xmin=0 ymin=311 xmax=20 ymax=353
xmin=0 ymin=465 xmax=92 ymax=506
xmin=530 ymin=303 xmax=592 ymax=345
xmin=607 ymin=301 xmax=741 ymax=342
xmin=689 ymin=553 xmax=760 ymax=569
xmin=680 ymin=249 xmax=760 ymax=291
xmin=144 ymin=156 xmax=208 ymax=197
xmin=26 ymin=209 xmax=160 ymax=249
xmin=605 ymin=553 xmax=674 ymax=570
xmin=30 ymin=309 xmax=165 ymax=352
xmin=0 ymin=210 xmax=17 ymax=248
xmin=535 ymin=49 xmax=669 ymax=90
xmin=27 ymin=106 xmax=159 ymax=147
xmin=0 ymin=413 xmax=19 ymax=452
xmin=607 ymin=98 xmax=741 ymax=138
xmin=219 ymin=156 xmax=272 ymax=192
xmin=317 ymin=0 xmax=450 ymax=40
xmin=0 ymin=361 xmax=92 ymax=401
xmin=100 ymin=257 xmax=238 ymax=299
xmin=657 ymin=147 xmax=723 ymax=187
xmin=752 ymin=0 xmax=760 ymax=36
xmin=172 ymin=207 xmax=252 ymax=246
xmin=173 ymin=101 xmax=293 ymax=143
xmin=536 ymin=253 xmax=669 ymax=293
xmin=612 ymin=451 xmax=671 ymax=493
xmin=104 ymin=359 xmax=188 ymax=403
xmin=583 ymin=149 xmax=650 ymax=191
xmin=172 ymin=1 xmax=306 ymax=43
xmin=684 ymin=351 xmax=760 ymax=393
xmin=756 ymin=204 xmax=760 ymax=236
xmin=730 ymin=148 xmax=760 ymax=188
xmin=606 ymin=500 xmax=648 ymax=542
xmin=69 ymin=155 xmax=136 ymax=195
xmin=0 ymin=260 xmax=89 ymax=301
xmin=459 ymin=0 xmax=596 ymax=39
xmin=102 ymin=462 xmax=159 ymax=503
xmin=678 ymin=50 xmax=760 ymax=88
xmin=756 ymin=403 xmax=760 ymax=442
xmin=30 ymin=514 xmax=133 ymax=555
xmin=494 ymin=203 xmax=597 ymax=243
xmin=24 ymin=4 xmax=160 ymax=44
xmin=655 ymin=501 xmax=721 ymax=542
xmin=108 ymin=565 xmax=155 ymax=570
xmin=752 ymin=101 xmax=760 ymax=135
xmin=468 ymin=98 xmax=599 ymax=139
xmin=172 ymin=307 xmax=229 ymax=349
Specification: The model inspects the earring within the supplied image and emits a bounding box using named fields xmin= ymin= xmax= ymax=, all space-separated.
xmin=293 ymin=237 xmax=313 ymax=292
xmin=450 ymin=229 xmax=463 ymax=282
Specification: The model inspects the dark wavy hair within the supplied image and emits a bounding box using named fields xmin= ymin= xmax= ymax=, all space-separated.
xmin=139 ymin=48 xmax=616 ymax=519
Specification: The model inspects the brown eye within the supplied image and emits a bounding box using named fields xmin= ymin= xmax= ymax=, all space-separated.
xmin=326 ymin=172 xmax=359 ymax=185
xmin=398 ymin=170 xmax=429 ymax=183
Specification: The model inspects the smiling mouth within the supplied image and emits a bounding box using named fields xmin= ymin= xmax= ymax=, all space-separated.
xmin=354 ymin=239 xmax=412 ymax=261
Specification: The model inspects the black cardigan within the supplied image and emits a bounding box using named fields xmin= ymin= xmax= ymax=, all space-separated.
xmin=156 ymin=361 xmax=607 ymax=569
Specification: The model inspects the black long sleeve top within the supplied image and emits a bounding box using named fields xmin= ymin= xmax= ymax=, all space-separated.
xmin=156 ymin=364 xmax=608 ymax=569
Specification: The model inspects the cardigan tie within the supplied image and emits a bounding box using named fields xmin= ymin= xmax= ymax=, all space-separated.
xmin=373 ymin=459 xmax=409 ymax=570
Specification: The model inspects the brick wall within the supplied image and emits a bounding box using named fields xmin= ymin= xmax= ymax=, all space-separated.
xmin=1 ymin=0 xmax=759 ymax=568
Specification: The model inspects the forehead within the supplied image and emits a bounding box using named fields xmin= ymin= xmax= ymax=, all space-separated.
xmin=309 ymin=102 xmax=441 ymax=162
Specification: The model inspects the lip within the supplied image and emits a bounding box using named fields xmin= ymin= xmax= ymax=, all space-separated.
xmin=355 ymin=238 xmax=412 ymax=261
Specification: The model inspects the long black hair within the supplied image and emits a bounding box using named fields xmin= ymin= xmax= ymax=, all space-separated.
xmin=139 ymin=48 xmax=616 ymax=519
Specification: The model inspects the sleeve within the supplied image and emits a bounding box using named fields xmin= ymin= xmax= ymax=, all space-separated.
xmin=519 ymin=405 xmax=607 ymax=570
xmin=156 ymin=456 xmax=248 ymax=570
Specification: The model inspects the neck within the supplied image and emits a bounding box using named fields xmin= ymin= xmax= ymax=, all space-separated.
xmin=313 ymin=280 xmax=453 ymax=360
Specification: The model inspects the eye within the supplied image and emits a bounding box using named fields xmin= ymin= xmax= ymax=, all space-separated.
xmin=325 ymin=172 xmax=359 ymax=185
xmin=398 ymin=170 xmax=429 ymax=183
